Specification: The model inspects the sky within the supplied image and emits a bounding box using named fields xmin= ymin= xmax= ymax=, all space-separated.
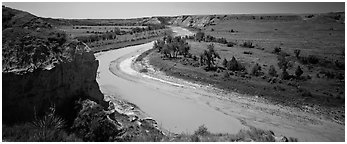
xmin=2 ymin=2 xmax=345 ymax=19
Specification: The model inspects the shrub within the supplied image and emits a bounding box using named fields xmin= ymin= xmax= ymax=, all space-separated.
xmin=216 ymin=37 xmax=228 ymax=44
xmin=241 ymin=41 xmax=254 ymax=48
xmin=295 ymin=66 xmax=303 ymax=78
xmin=280 ymin=70 xmax=290 ymax=80
xmin=251 ymin=63 xmax=262 ymax=76
xmin=307 ymin=55 xmax=319 ymax=64
xmin=222 ymin=58 xmax=228 ymax=68
xmin=272 ymin=47 xmax=281 ymax=54
xmin=301 ymin=55 xmax=319 ymax=65
xmin=192 ymin=55 xmax=198 ymax=61
xmin=334 ymin=60 xmax=344 ymax=69
xmin=243 ymin=51 xmax=252 ymax=55
xmin=2 ymin=105 xmax=81 ymax=142
xmin=227 ymin=56 xmax=245 ymax=71
xmin=294 ymin=49 xmax=301 ymax=58
xmin=227 ymin=42 xmax=235 ymax=47
xmin=268 ymin=65 xmax=277 ymax=77
xmin=277 ymin=54 xmax=289 ymax=70
xmin=139 ymin=69 xmax=148 ymax=73
xmin=194 ymin=125 xmax=209 ymax=136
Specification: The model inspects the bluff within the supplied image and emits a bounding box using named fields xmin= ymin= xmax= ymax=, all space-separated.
xmin=2 ymin=6 xmax=106 ymax=125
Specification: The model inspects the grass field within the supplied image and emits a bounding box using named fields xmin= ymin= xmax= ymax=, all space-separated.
xmin=203 ymin=17 xmax=344 ymax=61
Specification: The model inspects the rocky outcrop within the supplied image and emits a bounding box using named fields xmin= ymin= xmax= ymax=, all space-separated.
xmin=168 ymin=14 xmax=303 ymax=29
xmin=72 ymin=99 xmax=165 ymax=142
xmin=142 ymin=17 xmax=162 ymax=25
xmin=2 ymin=41 xmax=107 ymax=125
xmin=169 ymin=15 xmax=219 ymax=28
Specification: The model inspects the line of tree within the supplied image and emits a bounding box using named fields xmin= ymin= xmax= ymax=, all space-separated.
xmin=153 ymin=35 xmax=191 ymax=58
xmin=185 ymin=31 xmax=230 ymax=45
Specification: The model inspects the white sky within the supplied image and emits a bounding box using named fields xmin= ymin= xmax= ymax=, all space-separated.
xmin=2 ymin=2 xmax=345 ymax=19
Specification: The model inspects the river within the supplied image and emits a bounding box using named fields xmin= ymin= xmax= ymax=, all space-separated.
xmin=94 ymin=27 xmax=344 ymax=141
xmin=94 ymin=27 xmax=245 ymax=134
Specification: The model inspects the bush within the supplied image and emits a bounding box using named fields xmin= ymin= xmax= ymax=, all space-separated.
xmin=268 ymin=65 xmax=277 ymax=77
xmin=227 ymin=56 xmax=245 ymax=71
xmin=139 ymin=69 xmax=148 ymax=73
xmin=272 ymin=47 xmax=281 ymax=54
xmin=334 ymin=60 xmax=344 ymax=69
xmin=216 ymin=37 xmax=228 ymax=44
xmin=192 ymin=55 xmax=198 ymax=61
xmin=307 ymin=55 xmax=319 ymax=64
xmin=280 ymin=70 xmax=290 ymax=80
xmin=251 ymin=63 xmax=262 ymax=76
xmin=2 ymin=106 xmax=81 ymax=142
xmin=194 ymin=125 xmax=209 ymax=136
xmin=243 ymin=51 xmax=252 ymax=55
xmin=241 ymin=41 xmax=255 ymax=48
xmin=295 ymin=66 xmax=303 ymax=78
xmin=227 ymin=42 xmax=235 ymax=47
xmin=294 ymin=49 xmax=301 ymax=58
xmin=301 ymin=55 xmax=319 ymax=65
xmin=222 ymin=58 xmax=228 ymax=68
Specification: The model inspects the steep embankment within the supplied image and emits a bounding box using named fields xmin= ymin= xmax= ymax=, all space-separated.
xmin=2 ymin=6 xmax=106 ymax=125
xmin=2 ymin=6 xmax=168 ymax=142
xmin=168 ymin=14 xmax=303 ymax=28
xmin=2 ymin=41 xmax=106 ymax=124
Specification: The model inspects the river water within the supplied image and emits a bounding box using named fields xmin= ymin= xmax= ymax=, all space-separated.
xmin=95 ymin=27 xmax=245 ymax=134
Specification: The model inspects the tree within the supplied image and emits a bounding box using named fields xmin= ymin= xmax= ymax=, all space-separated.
xmin=161 ymin=44 xmax=171 ymax=58
xmin=294 ymin=49 xmax=301 ymax=58
xmin=222 ymin=58 xmax=228 ymax=68
xmin=251 ymin=63 xmax=262 ymax=76
xmin=268 ymin=65 xmax=277 ymax=77
xmin=278 ymin=54 xmax=290 ymax=80
xmin=295 ymin=65 xmax=303 ymax=78
xmin=227 ymin=56 xmax=245 ymax=71
xmin=200 ymin=44 xmax=220 ymax=70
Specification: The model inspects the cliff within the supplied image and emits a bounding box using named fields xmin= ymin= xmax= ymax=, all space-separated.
xmin=2 ymin=40 xmax=106 ymax=125
xmin=2 ymin=6 xmax=106 ymax=125
xmin=169 ymin=15 xmax=219 ymax=28
xmin=167 ymin=14 xmax=303 ymax=28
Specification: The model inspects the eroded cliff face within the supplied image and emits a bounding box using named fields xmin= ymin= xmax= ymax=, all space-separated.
xmin=168 ymin=14 xmax=303 ymax=29
xmin=2 ymin=41 xmax=106 ymax=125
xmin=169 ymin=15 xmax=219 ymax=28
